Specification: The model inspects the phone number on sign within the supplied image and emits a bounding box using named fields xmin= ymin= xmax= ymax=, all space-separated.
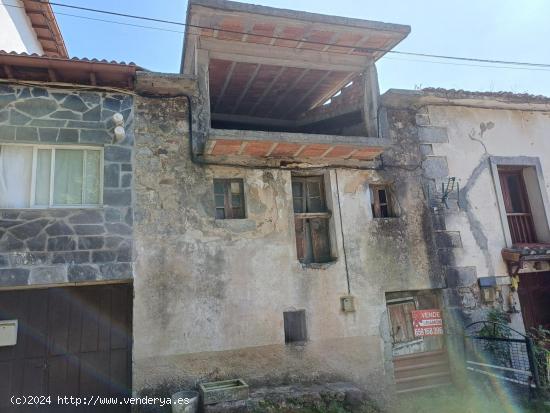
xmin=414 ymin=326 xmax=444 ymax=336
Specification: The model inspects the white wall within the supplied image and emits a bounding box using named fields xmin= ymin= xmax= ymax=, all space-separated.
xmin=0 ymin=1 xmax=43 ymax=54
xmin=427 ymin=105 xmax=550 ymax=278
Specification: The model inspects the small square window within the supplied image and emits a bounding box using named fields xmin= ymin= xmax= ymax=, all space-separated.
xmin=213 ymin=178 xmax=245 ymax=219
xmin=283 ymin=310 xmax=307 ymax=343
xmin=371 ymin=185 xmax=395 ymax=218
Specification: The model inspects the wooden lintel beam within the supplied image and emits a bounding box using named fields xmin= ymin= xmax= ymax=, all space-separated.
xmin=232 ymin=63 xmax=261 ymax=114
xmin=294 ymin=212 xmax=332 ymax=219
xmin=214 ymin=61 xmax=236 ymax=111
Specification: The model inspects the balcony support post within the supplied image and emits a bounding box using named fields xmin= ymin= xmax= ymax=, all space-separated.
xmin=362 ymin=59 xmax=380 ymax=138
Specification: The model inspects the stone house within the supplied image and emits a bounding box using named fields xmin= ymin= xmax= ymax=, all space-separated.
xmin=1 ymin=0 xmax=550 ymax=410
xmin=131 ymin=0 xmax=449 ymax=404
xmin=0 ymin=4 xmax=138 ymax=406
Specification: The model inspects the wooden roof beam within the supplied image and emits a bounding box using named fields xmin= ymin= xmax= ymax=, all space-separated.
xmin=214 ymin=61 xmax=236 ymax=111
xmin=267 ymin=68 xmax=310 ymax=117
xmin=231 ymin=63 xmax=261 ymax=114
xmin=321 ymin=33 xmax=340 ymax=52
xmin=248 ymin=66 xmax=285 ymax=115
xmin=308 ymin=71 xmax=357 ymax=111
xmin=281 ymin=71 xmax=332 ymax=118
xmin=211 ymin=113 xmax=295 ymax=128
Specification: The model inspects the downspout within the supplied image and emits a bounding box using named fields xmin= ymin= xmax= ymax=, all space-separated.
xmin=334 ymin=169 xmax=352 ymax=295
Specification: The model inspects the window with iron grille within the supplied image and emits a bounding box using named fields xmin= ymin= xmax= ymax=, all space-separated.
xmin=213 ymin=179 xmax=245 ymax=219
xmin=291 ymin=176 xmax=332 ymax=264
xmin=371 ymin=185 xmax=395 ymax=218
xmin=283 ymin=310 xmax=307 ymax=343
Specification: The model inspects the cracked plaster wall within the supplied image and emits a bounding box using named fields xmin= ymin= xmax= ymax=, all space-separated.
xmin=416 ymin=104 xmax=550 ymax=329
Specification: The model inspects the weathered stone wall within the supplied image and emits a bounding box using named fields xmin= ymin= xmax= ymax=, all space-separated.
xmin=132 ymin=74 xmax=443 ymax=405
xmin=0 ymin=84 xmax=134 ymax=287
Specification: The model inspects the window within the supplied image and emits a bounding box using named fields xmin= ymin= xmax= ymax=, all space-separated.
xmin=0 ymin=144 xmax=102 ymax=208
xmin=283 ymin=310 xmax=307 ymax=343
xmin=213 ymin=178 xmax=245 ymax=219
xmin=498 ymin=168 xmax=536 ymax=243
xmin=371 ymin=185 xmax=394 ymax=218
xmin=291 ymin=176 xmax=332 ymax=264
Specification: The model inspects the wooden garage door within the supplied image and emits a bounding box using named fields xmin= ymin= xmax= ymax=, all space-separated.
xmin=0 ymin=284 xmax=132 ymax=413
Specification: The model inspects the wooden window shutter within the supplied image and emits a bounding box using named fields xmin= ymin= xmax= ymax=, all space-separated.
xmin=291 ymin=176 xmax=332 ymax=264
xmin=310 ymin=218 xmax=331 ymax=263
xmin=294 ymin=217 xmax=306 ymax=262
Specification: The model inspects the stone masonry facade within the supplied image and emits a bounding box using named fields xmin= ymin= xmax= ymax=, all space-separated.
xmin=0 ymin=84 xmax=134 ymax=287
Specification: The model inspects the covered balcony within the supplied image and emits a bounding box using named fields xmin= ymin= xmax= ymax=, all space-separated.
xmin=182 ymin=0 xmax=410 ymax=167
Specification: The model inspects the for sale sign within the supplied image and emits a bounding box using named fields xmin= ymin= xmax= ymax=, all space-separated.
xmin=412 ymin=309 xmax=443 ymax=337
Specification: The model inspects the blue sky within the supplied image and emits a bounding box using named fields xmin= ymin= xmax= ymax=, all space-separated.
xmin=53 ymin=0 xmax=550 ymax=95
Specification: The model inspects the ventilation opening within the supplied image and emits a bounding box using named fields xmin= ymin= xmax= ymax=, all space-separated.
xmin=283 ymin=310 xmax=307 ymax=343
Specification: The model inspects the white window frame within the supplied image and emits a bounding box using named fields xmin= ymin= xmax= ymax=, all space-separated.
xmin=0 ymin=142 xmax=104 ymax=209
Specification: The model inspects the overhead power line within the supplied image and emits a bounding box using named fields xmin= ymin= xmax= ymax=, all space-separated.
xmin=5 ymin=0 xmax=550 ymax=70
xmin=382 ymin=56 xmax=550 ymax=72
